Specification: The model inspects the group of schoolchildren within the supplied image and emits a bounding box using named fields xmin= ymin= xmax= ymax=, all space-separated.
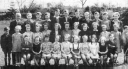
xmin=1 ymin=9 xmax=128 ymax=68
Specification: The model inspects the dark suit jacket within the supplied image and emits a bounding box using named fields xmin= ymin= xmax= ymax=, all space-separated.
xmin=51 ymin=16 xmax=61 ymax=30
xmin=71 ymin=16 xmax=81 ymax=29
xmin=9 ymin=20 xmax=24 ymax=35
xmin=60 ymin=16 xmax=72 ymax=30
xmin=50 ymin=30 xmax=61 ymax=43
xmin=0 ymin=34 xmax=12 ymax=51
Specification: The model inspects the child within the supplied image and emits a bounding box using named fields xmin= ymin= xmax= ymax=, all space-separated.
xmin=107 ymin=34 xmax=117 ymax=65
xmin=80 ymin=35 xmax=90 ymax=65
xmin=23 ymin=24 xmax=33 ymax=43
xmin=52 ymin=35 xmax=61 ymax=65
xmin=88 ymin=35 xmax=99 ymax=65
xmin=41 ymin=35 xmax=52 ymax=65
xmin=100 ymin=25 xmax=110 ymax=41
xmin=61 ymin=34 xmax=73 ymax=65
xmin=99 ymin=36 xmax=108 ymax=65
xmin=35 ymin=12 xmax=43 ymax=31
xmin=61 ymin=22 xmax=72 ymax=42
xmin=33 ymin=23 xmax=43 ymax=42
xmin=111 ymin=24 xmax=122 ymax=53
xmin=21 ymin=35 xmax=33 ymax=65
xmin=23 ymin=12 xmax=34 ymax=32
xmin=90 ymin=22 xmax=100 ymax=40
xmin=72 ymin=22 xmax=81 ymax=36
xmin=42 ymin=23 xmax=51 ymax=41
xmin=101 ymin=12 xmax=111 ymax=31
xmin=44 ymin=12 xmax=51 ymax=30
xmin=79 ymin=23 xmax=89 ymax=42
xmin=71 ymin=35 xmax=81 ymax=66
xmin=31 ymin=36 xmax=42 ymax=66
xmin=1 ymin=27 xmax=12 ymax=66
xmin=110 ymin=12 xmax=123 ymax=32
xmin=12 ymin=25 xmax=22 ymax=66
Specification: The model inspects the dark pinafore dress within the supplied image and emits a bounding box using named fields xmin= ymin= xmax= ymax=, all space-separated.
xmin=72 ymin=43 xmax=81 ymax=59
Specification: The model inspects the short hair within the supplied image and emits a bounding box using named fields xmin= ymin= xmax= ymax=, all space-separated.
xmin=34 ymin=36 xmax=41 ymax=42
xmin=15 ymin=25 xmax=22 ymax=30
xmin=36 ymin=12 xmax=42 ymax=15
xmin=4 ymin=27 xmax=10 ymax=31
xmin=27 ymin=12 xmax=32 ymax=16
xmin=16 ymin=13 xmax=21 ymax=17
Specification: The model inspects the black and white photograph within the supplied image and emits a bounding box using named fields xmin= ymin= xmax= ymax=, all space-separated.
xmin=0 ymin=0 xmax=128 ymax=69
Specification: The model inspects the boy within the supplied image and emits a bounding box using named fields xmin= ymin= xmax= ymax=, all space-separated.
xmin=23 ymin=12 xmax=34 ymax=32
xmin=1 ymin=27 xmax=12 ymax=66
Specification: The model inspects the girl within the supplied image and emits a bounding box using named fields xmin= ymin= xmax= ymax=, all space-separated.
xmin=72 ymin=22 xmax=81 ymax=36
xmin=100 ymin=24 xmax=110 ymax=41
xmin=52 ymin=35 xmax=61 ymax=65
xmin=61 ymin=22 xmax=72 ymax=42
xmin=79 ymin=23 xmax=89 ymax=42
xmin=90 ymin=22 xmax=100 ymax=40
xmin=88 ymin=35 xmax=99 ymax=65
xmin=23 ymin=24 xmax=33 ymax=43
xmin=31 ymin=36 xmax=42 ymax=66
xmin=99 ymin=36 xmax=108 ymax=65
xmin=12 ymin=25 xmax=22 ymax=66
xmin=80 ymin=35 xmax=90 ymax=65
xmin=33 ymin=23 xmax=42 ymax=42
xmin=41 ymin=35 xmax=52 ymax=65
xmin=42 ymin=23 xmax=51 ymax=41
xmin=61 ymin=34 xmax=73 ymax=65
xmin=71 ymin=35 xmax=81 ymax=66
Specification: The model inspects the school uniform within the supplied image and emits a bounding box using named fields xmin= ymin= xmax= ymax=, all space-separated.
xmin=1 ymin=33 xmax=12 ymax=65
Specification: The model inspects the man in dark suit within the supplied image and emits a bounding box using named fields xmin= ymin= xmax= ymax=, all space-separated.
xmin=60 ymin=10 xmax=72 ymax=30
xmin=51 ymin=9 xmax=61 ymax=30
xmin=9 ymin=13 xmax=24 ymax=35
xmin=71 ymin=10 xmax=81 ymax=29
